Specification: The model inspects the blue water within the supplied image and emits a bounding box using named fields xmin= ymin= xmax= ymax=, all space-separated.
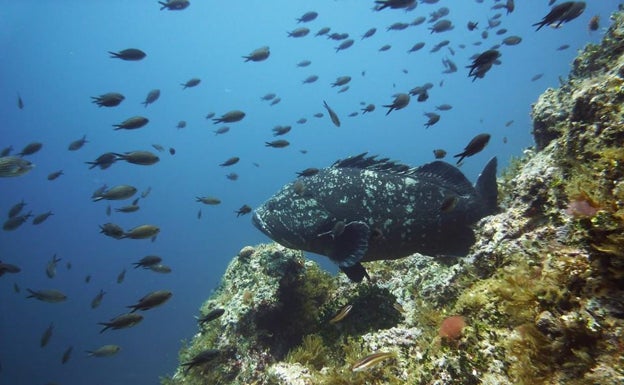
xmin=0 ymin=1 xmax=617 ymax=384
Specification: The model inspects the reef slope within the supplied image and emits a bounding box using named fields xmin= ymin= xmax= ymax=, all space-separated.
xmin=162 ymin=11 xmax=624 ymax=385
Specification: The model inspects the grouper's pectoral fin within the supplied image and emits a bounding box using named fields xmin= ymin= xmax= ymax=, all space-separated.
xmin=328 ymin=221 xmax=370 ymax=282
xmin=340 ymin=263 xmax=370 ymax=282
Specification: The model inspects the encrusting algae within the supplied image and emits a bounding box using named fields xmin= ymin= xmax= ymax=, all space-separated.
xmin=162 ymin=10 xmax=624 ymax=385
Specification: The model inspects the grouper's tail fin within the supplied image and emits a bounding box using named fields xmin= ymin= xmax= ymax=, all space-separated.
xmin=475 ymin=157 xmax=498 ymax=216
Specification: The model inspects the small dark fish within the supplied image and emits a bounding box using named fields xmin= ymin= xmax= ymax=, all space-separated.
xmin=288 ymin=27 xmax=310 ymax=38
xmin=181 ymin=78 xmax=201 ymax=89
xmin=454 ymin=133 xmax=491 ymax=164
xmin=374 ymin=0 xmax=417 ymax=11
xmin=362 ymin=27 xmax=376 ymax=39
xmin=197 ymin=209 xmax=202 ymax=219
xmin=588 ymin=15 xmax=599 ymax=31
xmin=435 ymin=104 xmax=452 ymax=111
xmin=329 ymin=304 xmax=353 ymax=324
xmin=315 ymin=27 xmax=330 ymax=37
xmin=114 ymin=151 xmax=159 ymax=165
xmin=303 ymin=75 xmax=319 ymax=84
xmin=91 ymin=289 xmax=106 ymax=309
xmin=148 ymin=264 xmax=172 ymax=273
xmin=531 ymin=73 xmax=543 ymax=82
xmin=236 ymin=204 xmax=252 ymax=217
xmin=226 ymin=172 xmax=238 ymax=181
xmin=115 ymin=204 xmax=139 ymax=213
xmin=408 ymin=42 xmax=425 ymax=53
xmin=33 ymin=211 xmax=53 ymax=225
xmin=98 ymin=313 xmax=143 ymax=333
xmin=0 ymin=261 xmax=21 ymax=276
xmin=86 ymin=152 xmax=117 ymax=170
xmin=100 ymin=222 xmax=124 ymax=239
xmin=424 ymin=112 xmax=441 ymax=128
xmin=297 ymin=60 xmax=312 ymax=67
xmin=505 ymin=120 xmax=514 ymax=127
xmin=243 ymin=46 xmax=270 ymax=62
xmin=181 ymin=349 xmax=220 ymax=373
xmin=46 ymin=254 xmax=62 ymax=278
xmin=323 ymin=101 xmax=341 ymax=127
xmin=169 ymin=147 xmax=176 ymax=155
xmin=26 ymin=288 xmax=67 ymax=303
xmin=176 ymin=121 xmax=187 ymax=129
xmin=142 ymin=89 xmax=160 ymax=107
xmin=8 ymin=200 xmax=26 ymax=218
xmin=47 ymin=170 xmax=63 ymax=181
xmin=466 ymin=49 xmax=501 ymax=81
xmin=297 ymin=11 xmax=318 ymax=23
xmin=467 ymin=21 xmax=478 ymax=31
xmin=429 ymin=19 xmax=453 ymax=34
xmin=556 ymin=44 xmax=570 ymax=51
xmin=106 ymin=205 xmax=111 ymax=216
xmin=196 ymin=308 xmax=225 ymax=325
xmin=297 ymin=118 xmax=307 ymax=124
xmin=261 ymin=93 xmax=276 ymax=101
xmin=13 ymin=283 xmax=21 ymax=292
xmin=213 ymin=110 xmax=245 ymax=124
xmin=265 ymin=140 xmax=289 ymax=148
xmin=68 ymin=135 xmax=88 ymax=151
xmin=205 ymin=112 xmax=215 ymax=119
xmin=120 ymin=224 xmax=160 ymax=240
xmin=273 ymin=125 xmax=292 ymax=136
xmin=0 ymin=156 xmax=34 ymax=177
xmin=159 ymin=0 xmax=189 ymax=10
xmin=220 ymin=157 xmax=240 ymax=166
xmin=108 ymin=48 xmax=146 ymax=61
xmin=17 ymin=93 xmax=24 ymax=109
xmin=3 ymin=211 xmax=32 ymax=231
xmin=86 ymin=344 xmax=122 ymax=357
xmin=502 ymin=36 xmax=522 ymax=46
xmin=335 ymin=39 xmax=354 ymax=52
xmin=270 ymin=97 xmax=282 ymax=106
xmin=18 ymin=142 xmax=43 ymax=156
xmin=296 ymin=168 xmax=319 ymax=177
xmin=383 ymin=93 xmax=410 ymax=115
xmin=133 ymin=255 xmax=163 ymax=269
xmin=0 ymin=145 xmax=13 ymax=157
xmin=214 ymin=126 xmax=230 ymax=135
xmin=361 ymin=104 xmax=375 ymax=114
xmin=40 ymin=323 xmax=54 ymax=347
xmin=117 ymin=268 xmax=126 ymax=284
xmin=127 ymin=290 xmax=172 ymax=312
xmin=113 ymin=116 xmax=149 ymax=130
xmin=61 ymin=346 xmax=73 ymax=364
xmin=433 ymin=149 xmax=447 ymax=159
xmin=379 ymin=44 xmax=392 ymax=52
xmin=85 ymin=275 xmax=91 ymax=283
xmin=92 ymin=92 xmax=125 ymax=107
xmin=352 ymin=351 xmax=395 ymax=372
xmin=411 ymin=16 xmax=426 ymax=26
xmin=533 ymin=1 xmax=586 ymax=31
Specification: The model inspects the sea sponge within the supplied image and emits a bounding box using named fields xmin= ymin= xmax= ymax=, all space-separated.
xmin=439 ymin=315 xmax=466 ymax=340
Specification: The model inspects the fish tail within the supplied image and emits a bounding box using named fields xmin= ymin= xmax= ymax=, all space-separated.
xmin=475 ymin=157 xmax=498 ymax=215
xmin=26 ymin=288 xmax=36 ymax=298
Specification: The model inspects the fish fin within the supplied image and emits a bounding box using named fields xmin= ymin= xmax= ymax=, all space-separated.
xmin=340 ymin=263 xmax=370 ymax=283
xmin=414 ymin=161 xmax=474 ymax=195
xmin=475 ymin=157 xmax=498 ymax=215
xmin=330 ymin=221 xmax=370 ymax=268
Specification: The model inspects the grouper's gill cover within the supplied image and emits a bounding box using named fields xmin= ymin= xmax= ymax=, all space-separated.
xmin=252 ymin=153 xmax=498 ymax=282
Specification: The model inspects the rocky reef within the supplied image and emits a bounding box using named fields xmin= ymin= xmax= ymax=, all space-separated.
xmin=162 ymin=11 xmax=624 ymax=385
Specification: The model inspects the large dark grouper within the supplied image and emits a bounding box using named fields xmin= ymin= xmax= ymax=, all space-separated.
xmin=252 ymin=153 xmax=497 ymax=282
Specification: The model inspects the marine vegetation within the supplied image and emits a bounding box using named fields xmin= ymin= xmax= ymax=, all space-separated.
xmin=163 ymin=10 xmax=624 ymax=385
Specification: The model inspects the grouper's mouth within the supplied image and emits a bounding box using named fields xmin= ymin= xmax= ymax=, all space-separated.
xmin=251 ymin=208 xmax=270 ymax=237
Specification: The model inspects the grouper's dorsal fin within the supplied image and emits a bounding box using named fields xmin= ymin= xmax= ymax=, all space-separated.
xmin=331 ymin=153 xmax=411 ymax=173
xmin=413 ymin=161 xmax=474 ymax=195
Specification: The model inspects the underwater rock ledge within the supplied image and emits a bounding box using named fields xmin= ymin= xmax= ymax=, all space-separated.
xmin=162 ymin=12 xmax=624 ymax=385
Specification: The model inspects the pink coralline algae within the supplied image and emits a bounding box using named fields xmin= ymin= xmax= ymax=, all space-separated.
xmin=565 ymin=199 xmax=599 ymax=217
